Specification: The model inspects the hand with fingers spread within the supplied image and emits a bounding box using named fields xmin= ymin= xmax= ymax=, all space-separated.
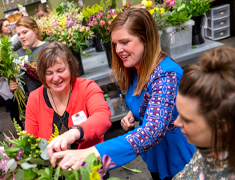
xmin=47 ymin=129 xmax=81 ymax=160
xmin=9 ymin=80 xmax=18 ymax=93
xmin=49 ymin=146 xmax=100 ymax=170
xmin=121 ymin=111 xmax=135 ymax=131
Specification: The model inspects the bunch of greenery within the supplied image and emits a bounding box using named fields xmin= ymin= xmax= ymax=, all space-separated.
xmin=0 ymin=121 xmax=121 ymax=180
xmin=0 ymin=36 xmax=28 ymax=118
xmin=83 ymin=4 xmax=102 ymax=22
xmin=184 ymin=0 xmax=212 ymax=17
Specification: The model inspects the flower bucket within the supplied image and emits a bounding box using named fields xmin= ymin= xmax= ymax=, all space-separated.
xmin=160 ymin=20 xmax=195 ymax=57
xmin=72 ymin=51 xmax=84 ymax=76
xmin=191 ymin=15 xmax=205 ymax=45
xmin=102 ymin=42 xmax=112 ymax=69
xmin=94 ymin=29 xmax=104 ymax=52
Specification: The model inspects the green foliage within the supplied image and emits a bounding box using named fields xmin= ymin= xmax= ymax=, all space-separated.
xmin=122 ymin=166 xmax=142 ymax=173
xmin=83 ymin=4 xmax=102 ymax=22
xmin=185 ymin=0 xmax=211 ymax=17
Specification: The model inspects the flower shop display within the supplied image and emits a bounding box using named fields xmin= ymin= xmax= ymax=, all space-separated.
xmin=0 ymin=120 xmax=121 ymax=180
xmin=0 ymin=36 xmax=27 ymax=118
xmin=150 ymin=0 xmax=193 ymax=56
xmin=39 ymin=1 xmax=94 ymax=76
xmin=87 ymin=0 xmax=132 ymax=68
xmin=185 ymin=0 xmax=212 ymax=45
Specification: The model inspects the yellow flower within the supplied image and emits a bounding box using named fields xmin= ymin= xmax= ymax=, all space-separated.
xmin=48 ymin=124 xmax=59 ymax=143
xmin=154 ymin=7 xmax=159 ymax=12
xmin=89 ymin=165 xmax=102 ymax=180
xmin=113 ymin=14 xmax=117 ymax=19
xmin=149 ymin=9 xmax=154 ymax=15
xmin=160 ymin=8 xmax=165 ymax=14
xmin=60 ymin=19 xmax=66 ymax=28
xmin=146 ymin=1 xmax=152 ymax=7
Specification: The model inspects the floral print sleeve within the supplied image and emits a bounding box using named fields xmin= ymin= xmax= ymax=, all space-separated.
xmin=126 ymin=66 xmax=178 ymax=156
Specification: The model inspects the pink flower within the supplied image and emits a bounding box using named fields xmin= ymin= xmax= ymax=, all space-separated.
xmin=107 ymin=14 xmax=111 ymax=19
xmin=100 ymin=12 xmax=103 ymax=17
xmin=108 ymin=20 xmax=112 ymax=25
xmin=94 ymin=22 xmax=98 ymax=25
xmin=100 ymin=20 xmax=105 ymax=27
xmin=127 ymin=2 xmax=131 ymax=6
xmin=96 ymin=15 xmax=100 ymax=19
xmin=165 ymin=0 xmax=176 ymax=6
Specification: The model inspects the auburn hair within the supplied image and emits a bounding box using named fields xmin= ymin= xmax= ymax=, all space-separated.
xmin=15 ymin=16 xmax=42 ymax=40
xmin=109 ymin=8 xmax=166 ymax=95
xmin=179 ymin=46 xmax=235 ymax=172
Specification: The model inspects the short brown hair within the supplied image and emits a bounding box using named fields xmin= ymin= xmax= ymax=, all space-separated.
xmin=179 ymin=46 xmax=235 ymax=172
xmin=35 ymin=4 xmax=51 ymax=14
xmin=15 ymin=16 xmax=42 ymax=40
xmin=109 ymin=8 xmax=166 ymax=95
xmin=37 ymin=41 xmax=78 ymax=88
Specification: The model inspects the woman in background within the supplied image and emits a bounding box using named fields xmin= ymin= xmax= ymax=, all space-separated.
xmin=10 ymin=16 xmax=49 ymax=94
xmin=35 ymin=4 xmax=51 ymax=20
xmin=0 ymin=19 xmax=23 ymax=129
xmin=173 ymin=46 xmax=235 ymax=179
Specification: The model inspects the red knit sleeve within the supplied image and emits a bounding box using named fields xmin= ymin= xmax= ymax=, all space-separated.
xmin=79 ymin=81 xmax=111 ymax=142
xmin=25 ymin=90 xmax=39 ymax=138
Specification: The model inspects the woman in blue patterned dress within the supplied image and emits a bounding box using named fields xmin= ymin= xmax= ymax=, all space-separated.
xmin=47 ymin=8 xmax=195 ymax=180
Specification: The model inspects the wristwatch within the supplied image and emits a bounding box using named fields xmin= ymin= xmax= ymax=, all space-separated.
xmin=70 ymin=126 xmax=84 ymax=142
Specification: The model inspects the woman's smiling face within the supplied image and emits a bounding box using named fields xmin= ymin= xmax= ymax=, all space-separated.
xmin=111 ymin=27 xmax=144 ymax=70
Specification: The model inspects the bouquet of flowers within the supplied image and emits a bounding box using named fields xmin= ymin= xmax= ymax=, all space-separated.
xmin=39 ymin=1 xmax=93 ymax=56
xmin=87 ymin=0 xmax=132 ymax=43
xmin=83 ymin=4 xmax=102 ymax=22
xmin=0 ymin=36 xmax=28 ymax=118
xmin=0 ymin=120 xmax=122 ymax=180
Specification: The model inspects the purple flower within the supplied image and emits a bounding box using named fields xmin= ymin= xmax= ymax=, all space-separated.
xmin=101 ymin=154 xmax=116 ymax=172
xmin=0 ymin=152 xmax=9 ymax=173
xmin=49 ymin=36 xmax=53 ymax=40
xmin=5 ymin=136 xmax=15 ymax=147
xmin=16 ymin=149 xmax=24 ymax=160
xmin=79 ymin=161 xmax=87 ymax=167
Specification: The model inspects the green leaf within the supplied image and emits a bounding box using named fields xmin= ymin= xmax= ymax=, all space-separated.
xmin=0 ymin=151 xmax=4 ymax=160
xmin=29 ymin=158 xmax=49 ymax=165
xmin=5 ymin=146 xmax=21 ymax=153
xmin=54 ymin=166 xmax=61 ymax=180
xmin=32 ymin=53 xmax=38 ymax=60
xmin=84 ymin=153 xmax=97 ymax=169
xmin=122 ymin=166 xmax=142 ymax=173
xmin=7 ymin=68 xmax=12 ymax=78
xmin=15 ymin=168 xmax=24 ymax=180
xmin=25 ymin=49 xmax=32 ymax=55
xmin=80 ymin=166 xmax=90 ymax=180
xmin=21 ymin=162 xmax=37 ymax=170
xmin=38 ymin=138 xmax=48 ymax=150
xmin=23 ymin=169 xmax=36 ymax=180
xmin=40 ymin=148 xmax=49 ymax=160
xmin=72 ymin=168 xmax=79 ymax=180
xmin=192 ymin=46 xmax=197 ymax=49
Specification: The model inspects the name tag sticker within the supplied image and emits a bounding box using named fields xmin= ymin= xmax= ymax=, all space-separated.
xmin=72 ymin=111 xmax=87 ymax=125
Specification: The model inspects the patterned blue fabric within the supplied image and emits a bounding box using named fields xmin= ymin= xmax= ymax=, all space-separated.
xmin=95 ymin=57 xmax=195 ymax=179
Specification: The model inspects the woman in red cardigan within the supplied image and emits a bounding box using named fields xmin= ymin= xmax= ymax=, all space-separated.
xmin=25 ymin=41 xmax=111 ymax=150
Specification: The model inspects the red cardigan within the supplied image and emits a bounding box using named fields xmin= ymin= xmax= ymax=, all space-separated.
xmin=25 ymin=78 xmax=111 ymax=149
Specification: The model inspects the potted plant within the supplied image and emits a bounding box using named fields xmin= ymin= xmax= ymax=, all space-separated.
xmin=184 ymin=0 xmax=212 ymax=45
xmin=150 ymin=0 xmax=194 ymax=57
xmin=39 ymin=1 xmax=94 ymax=76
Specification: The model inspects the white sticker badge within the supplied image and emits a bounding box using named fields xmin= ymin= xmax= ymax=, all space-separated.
xmin=72 ymin=111 xmax=87 ymax=125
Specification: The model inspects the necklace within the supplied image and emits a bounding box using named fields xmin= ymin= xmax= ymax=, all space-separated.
xmin=49 ymin=88 xmax=72 ymax=135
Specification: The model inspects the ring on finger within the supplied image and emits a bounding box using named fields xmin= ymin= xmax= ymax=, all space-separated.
xmin=64 ymin=162 xmax=70 ymax=167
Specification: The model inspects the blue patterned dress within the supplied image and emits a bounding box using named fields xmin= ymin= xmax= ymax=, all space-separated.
xmin=95 ymin=56 xmax=195 ymax=179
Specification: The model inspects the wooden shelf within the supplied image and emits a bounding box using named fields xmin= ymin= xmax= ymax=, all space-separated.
xmin=4 ymin=0 xmax=41 ymax=13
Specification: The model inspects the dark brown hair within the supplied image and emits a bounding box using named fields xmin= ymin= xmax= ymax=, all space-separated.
xmin=179 ymin=46 xmax=235 ymax=172
xmin=109 ymin=8 xmax=166 ymax=95
xmin=35 ymin=4 xmax=51 ymax=14
xmin=0 ymin=19 xmax=12 ymax=38
xmin=15 ymin=16 xmax=42 ymax=40
xmin=37 ymin=41 xmax=78 ymax=88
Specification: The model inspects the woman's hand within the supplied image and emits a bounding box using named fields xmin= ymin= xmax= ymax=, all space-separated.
xmin=50 ymin=146 xmax=100 ymax=170
xmin=9 ymin=80 xmax=18 ymax=93
xmin=47 ymin=129 xmax=81 ymax=159
xmin=121 ymin=111 xmax=135 ymax=131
